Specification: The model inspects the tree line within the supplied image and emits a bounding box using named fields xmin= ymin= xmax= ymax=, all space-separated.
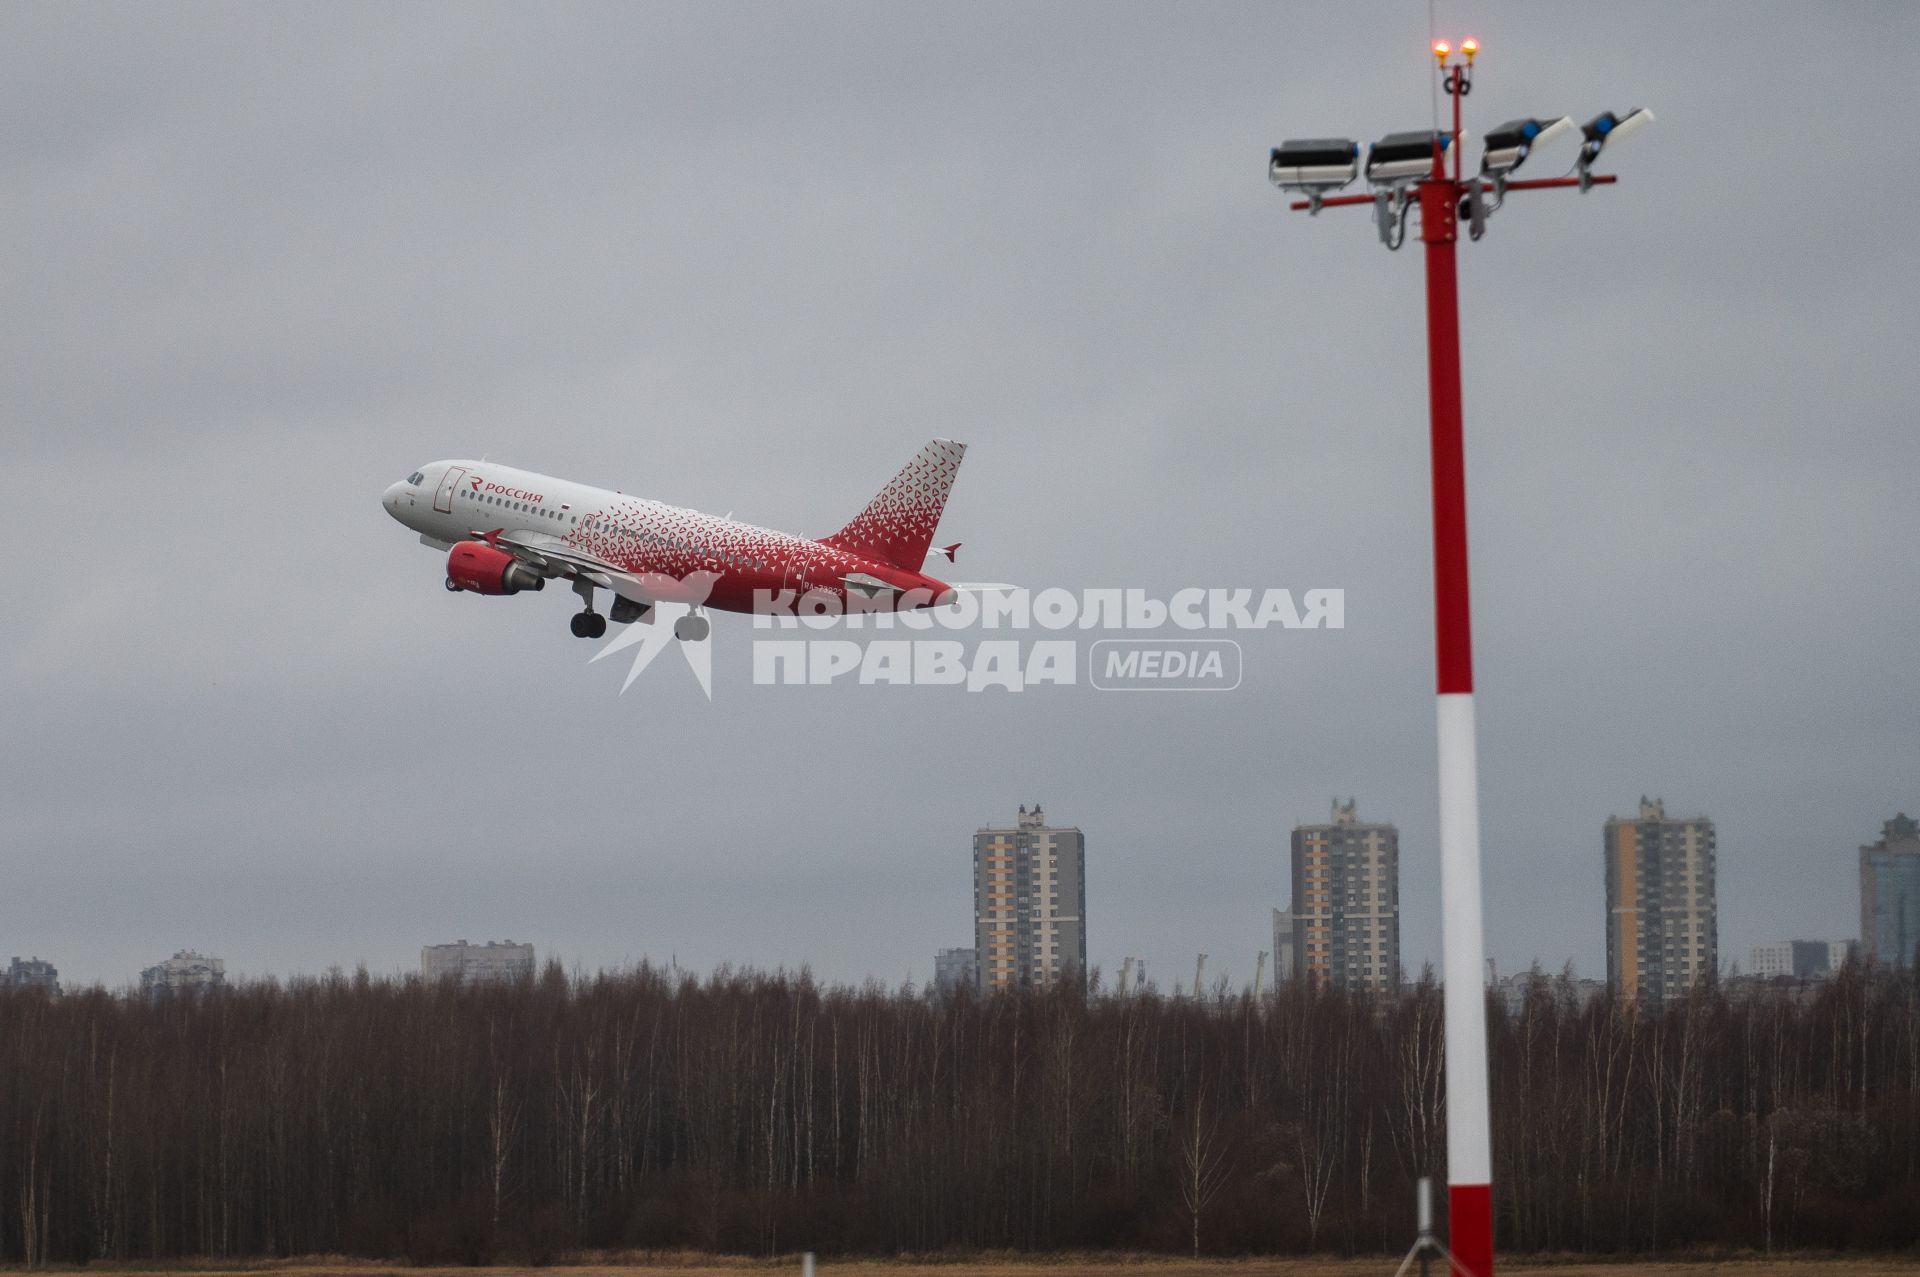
xmin=1 ymin=961 xmax=1916 ymax=1265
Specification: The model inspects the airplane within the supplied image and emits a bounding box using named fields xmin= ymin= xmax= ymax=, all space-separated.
xmin=381 ymin=439 xmax=970 ymax=641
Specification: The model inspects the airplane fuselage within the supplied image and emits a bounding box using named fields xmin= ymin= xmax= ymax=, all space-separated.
xmin=382 ymin=458 xmax=957 ymax=618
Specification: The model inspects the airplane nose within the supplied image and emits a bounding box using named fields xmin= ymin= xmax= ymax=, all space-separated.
xmin=382 ymin=482 xmax=405 ymax=518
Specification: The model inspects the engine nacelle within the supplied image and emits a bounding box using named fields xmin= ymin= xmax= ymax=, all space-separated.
xmin=447 ymin=543 xmax=546 ymax=595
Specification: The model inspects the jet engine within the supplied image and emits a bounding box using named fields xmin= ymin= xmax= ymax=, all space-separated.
xmin=446 ymin=543 xmax=546 ymax=594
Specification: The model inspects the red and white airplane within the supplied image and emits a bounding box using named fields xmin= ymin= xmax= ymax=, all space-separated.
xmin=381 ymin=439 xmax=969 ymax=641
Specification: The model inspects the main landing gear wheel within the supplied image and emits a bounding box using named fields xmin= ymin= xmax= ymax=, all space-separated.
xmin=445 ymin=577 xmax=461 ymax=592
xmin=569 ymin=577 xmax=607 ymax=639
xmin=673 ymin=613 xmax=710 ymax=642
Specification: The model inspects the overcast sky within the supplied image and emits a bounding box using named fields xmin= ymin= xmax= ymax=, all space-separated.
xmin=4 ymin=2 xmax=1916 ymax=993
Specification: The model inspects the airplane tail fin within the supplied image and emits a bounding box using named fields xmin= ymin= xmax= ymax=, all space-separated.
xmin=820 ymin=438 xmax=967 ymax=570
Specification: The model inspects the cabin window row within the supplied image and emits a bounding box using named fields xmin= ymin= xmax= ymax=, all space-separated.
xmin=462 ymin=489 xmax=574 ymax=522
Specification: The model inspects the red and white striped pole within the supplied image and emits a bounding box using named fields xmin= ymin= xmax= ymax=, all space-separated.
xmin=1423 ymin=43 xmax=1494 ymax=1277
xmin=1272 ymin=37 xmax=1650 ymax=1277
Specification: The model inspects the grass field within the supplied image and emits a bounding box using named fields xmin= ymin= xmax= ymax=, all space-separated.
xmin=31 ymin=1257 xmax=1920 ymax=1277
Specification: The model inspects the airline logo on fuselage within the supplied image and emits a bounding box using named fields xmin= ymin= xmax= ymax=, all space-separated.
xmin=467 ymin=476 xmax=544 ymax=503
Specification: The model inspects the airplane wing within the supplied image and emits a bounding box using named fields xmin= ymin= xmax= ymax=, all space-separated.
xmin=470 ymin=528 xmax=720 ymax=607
xmin=474 ymin=528 xmax=620 ymax=588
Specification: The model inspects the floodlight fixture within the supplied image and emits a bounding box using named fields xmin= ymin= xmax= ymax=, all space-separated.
xmin=1366 ymin=130 xmax=1458 ymax=185
xmin=1269 ymin=138 xmax=1359 ymax=211
xmin=1480 ymin=115 xmax=1572 ymax=176
xmin=1578 ymin=107 xmax=1654 ymax=188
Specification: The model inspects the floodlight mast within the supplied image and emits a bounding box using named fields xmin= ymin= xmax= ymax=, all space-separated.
xmin=1268 ymin=43 xmax=1647 ymax=1277
xmin=1421 ymin=47 xmax=1495 ymax=1277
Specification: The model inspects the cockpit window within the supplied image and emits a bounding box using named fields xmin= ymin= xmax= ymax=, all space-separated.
xmin=407 ymin=471 xmax=425 ymax=485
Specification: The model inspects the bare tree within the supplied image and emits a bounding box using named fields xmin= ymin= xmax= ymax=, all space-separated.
xmin=1175 ymin=1089 xmax=1229 ymax=1258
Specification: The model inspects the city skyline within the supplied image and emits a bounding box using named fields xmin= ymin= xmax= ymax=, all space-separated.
xmin=12 ymin=801 xmax=1907 ymax=996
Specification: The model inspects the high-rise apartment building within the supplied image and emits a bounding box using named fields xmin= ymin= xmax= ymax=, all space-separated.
xmin=1286 ymin=799 xmax=1400 ymax=993
xmin=1604 ymin=797 xmax=1717 ymax=1004
xmin=1494 ymin=968 xmax=1606 ymax=1016
xmin=5 ymin=956 xmax=59 ymax=995
xmin=1861 ymin=813 xmax=1920 ymax=969
xmin=422 ymin=940 xmax=536 ymax=984
xmin=1271 ymin=909 xmax=1297 ymax=983
xmin=1749 ymin=940 xmax=1832 ymax=980
xmin=140 ymin=950 xmax=226 ymax=997
xmin=973 ymin=805 xmax=1085 ymax=989
xmin=933 ymin=947 xmax=977 ymax=994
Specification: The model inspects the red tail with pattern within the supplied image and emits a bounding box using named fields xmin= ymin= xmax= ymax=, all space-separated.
xmin=820 ymin=439 xmax=967 ymax=571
